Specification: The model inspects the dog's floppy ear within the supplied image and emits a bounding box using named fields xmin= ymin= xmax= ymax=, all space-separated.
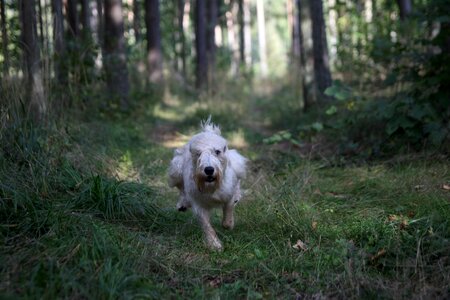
xmin=226 ymin=149 xmax=247 ymax=180
xmin=201 ymin=115 xmax=221 ymax=135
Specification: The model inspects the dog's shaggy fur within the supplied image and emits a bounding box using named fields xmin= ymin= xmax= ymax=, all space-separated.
xmin=168 ymin=118 xmax=247 ymax=250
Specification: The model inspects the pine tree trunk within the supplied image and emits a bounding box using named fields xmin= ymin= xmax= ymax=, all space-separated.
xmin=310 ymin=0 xmax=332 ymax=101
xmin=104 ymin=0 xmax=130 ymax=110
xmin=242 ymin=0 xmax=251 ymax=68
xmin=238 ymin=0 xmax=244 ymax=63
xmin=145 ymin=0 xmax=163 ymax=83
xmin=206 ymin=0 xmax=217 ymax=85
xmin=19 ymin=0 xmax=46 ymax=121
xmin=37 ymin=0 xmax=45 ymax=47
xmin=81 ymin=0 xmax=91 ymax=34
xmin=66 ymin=0 xmax=79 ymax=37
xmin=96 ymin=0 xmax=104 ymax=48
xmin=396 ymin=0 xmax=412 ymax=20
xmin=177 ymin=0 xmax=187 ymax=77
xmin=1 ymin=0 xmax=9 ymax=75
xmin=195 ymin=0 xmax=207 ymax=89
xmin=256 ymin=0 xmax=267 ymax=77
xmin=52 ymin=0 xmax=66 ymax=86
xmin=294 ymin=0 xmax=310 ymax=111
xmin=227 ymin=0 xmax=240 ymax=76
xmin=133 ymin=0 xmax=141 ymax=41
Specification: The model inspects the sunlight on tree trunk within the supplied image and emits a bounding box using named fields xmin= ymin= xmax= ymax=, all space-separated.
xmin=226 ymin=0 xmax=239 ymax=76
xmin=256 ymin=0 xmax=267 ymax=77
xmin=242 ymin=0 xmax=252 ymax=69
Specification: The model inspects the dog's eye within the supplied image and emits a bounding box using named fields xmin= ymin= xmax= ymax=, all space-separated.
xmin=215 ymin=150 xmax=221 ymax=155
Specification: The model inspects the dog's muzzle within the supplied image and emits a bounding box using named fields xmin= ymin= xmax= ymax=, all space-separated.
xmin=204 ymin=166 xmax=216 ymax=182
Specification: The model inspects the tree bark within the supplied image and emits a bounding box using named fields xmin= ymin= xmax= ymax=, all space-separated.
xmin=206 ymin=0 xmax=217 ymax=84
xmin=242 ymin=0 xmax=251 ymax=68
xmin=133 ymin=0 xmax=141 ymax=41
xmin=238 ymin=0 xmax=244 ymax=63
xmin=66 ymin=0 xmax=79 ymax=37
xmin=396 ymin=0 xmax=412 ymax=21
xmin=52 ymin=0 xmax=66 ymax=85
xmin=310 ymin=0 xmax=332 ymax=101
xmin=37 ymin=0 xmax=45 ymax=47
xmin=195 ymin=0 xmax=207 ymax=89
xmin=96 ymin=0 xmax=104 ymax=48
xmin=1 ymin=0 xmax=9 ymax=75
xmin=81 ymin=0 xmax=91 ymax=34
xmin=145 ymin=0 xmax=163 ymax=83
xmin=104 ymin=0 xmax=130 ymax=110
xmin=19 ymin=0 xmax=46 ymax=121
xmin=226 ymin=0 xmax=240 ymax=76
xmin=295 ymin=0 xmax=310 ymax=111
xmin=256 ymin=0 xmax=267 ymax=77
xmin=177 ymin=0 xmax=187 ymax=76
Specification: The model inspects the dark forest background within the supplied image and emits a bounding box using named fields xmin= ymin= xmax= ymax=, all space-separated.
xmin=0 ymin=0 xmax=449 ymax=298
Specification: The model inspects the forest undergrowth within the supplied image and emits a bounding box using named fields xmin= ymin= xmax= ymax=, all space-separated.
xmin=1 ymin=81 xmax=449 ymax=299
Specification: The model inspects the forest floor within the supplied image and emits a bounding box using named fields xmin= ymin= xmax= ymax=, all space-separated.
xmin=1 ymin=82 xmax=449 ymax=298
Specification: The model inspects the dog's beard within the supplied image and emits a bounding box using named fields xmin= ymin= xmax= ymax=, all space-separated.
xmin=194 ymin=167 xmax=222 ymax=193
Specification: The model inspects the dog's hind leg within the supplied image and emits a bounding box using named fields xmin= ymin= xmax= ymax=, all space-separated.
xmin=194 ymin=206 xmax=223 ymax=251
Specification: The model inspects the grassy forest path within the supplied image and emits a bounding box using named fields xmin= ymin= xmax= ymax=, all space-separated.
xmin=1 ymin=82 xmax=449 ymax=299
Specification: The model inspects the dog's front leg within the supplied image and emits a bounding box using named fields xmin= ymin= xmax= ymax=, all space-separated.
xmin=222 ymin=202 xmax=234 ymax=230
xmin=195 ymin=207 xmax=223 ymax=251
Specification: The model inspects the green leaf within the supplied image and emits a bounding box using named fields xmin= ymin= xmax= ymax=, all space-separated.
xmin=335 ymin=90 xmax=351 ymax=101
xmin=311 ymin=122 xmax=324 ymax=132
xmin=326 ymin=105 xmax=338 ymax=115
xmin=324 ymin=86 xmax=338 ymax=97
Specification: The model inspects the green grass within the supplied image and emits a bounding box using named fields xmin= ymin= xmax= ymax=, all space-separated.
xmin=1 ymin=84 xmax=449 ymax=299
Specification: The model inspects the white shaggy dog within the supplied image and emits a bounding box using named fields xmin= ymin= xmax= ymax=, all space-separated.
xmin=168 ymin=118 xmax=247 ymax=250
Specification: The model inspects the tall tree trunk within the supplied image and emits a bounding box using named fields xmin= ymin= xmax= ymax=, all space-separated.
xmin=177 ymin=0 xmax=187 ymax=76
xmin=242 ymin=0 xmax=251 ymax=68
xmin=1 ymin=0 xmax=9 ymax=75
xmin=81 ymin=0 xmax=91 ymax=34
xmin=396 ymin=0 xmax=412 ymax=20
xmin=256 ymin=0 xmax=267 ymax=77
xmin=19 ymin=0 xmax=46 ymax=121
xmin=133 ymin=0 xmax=141 ymax=41
xmin=296 ymin=0 xmax=311 ymax=111
xmin=66 ymin=0 xmax=79 ymax=37
xmin=310 ymin=0 xmax=332 ymax=101
xmin=96 ymin=0 xmax=104 ymax=48
xmin=52 ymin=0 xmax=66 ymax=86
xmin=195 ymin=0 xmax=207 ymax=89
xmin=37 ymin=0 xmax=45 ymax=47
xmin=145 ymin=0 xmax=163 ymax=83
xmin=206 ymin=0 xmax=217 ymax=85
xmin=227 ymin=0 xmax=240 ymax=76
xmin=238 ymin=0 xmax=244 ymax=63
xmin=104 ymin=0 xmax=129 ymax=110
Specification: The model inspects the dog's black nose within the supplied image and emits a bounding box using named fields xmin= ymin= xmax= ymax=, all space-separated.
xmin=204 ymin=166 xmax=214 ymax=175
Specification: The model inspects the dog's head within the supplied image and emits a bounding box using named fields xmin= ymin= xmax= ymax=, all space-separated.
xmin=189 ymin=120 xmax=228 ymax=193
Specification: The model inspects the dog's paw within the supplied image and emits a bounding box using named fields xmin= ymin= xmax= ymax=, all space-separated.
xmin=206 ymin=237 xmax=223 ymax=251
xmin=222 ymin=219 xmax=234 ymax=230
